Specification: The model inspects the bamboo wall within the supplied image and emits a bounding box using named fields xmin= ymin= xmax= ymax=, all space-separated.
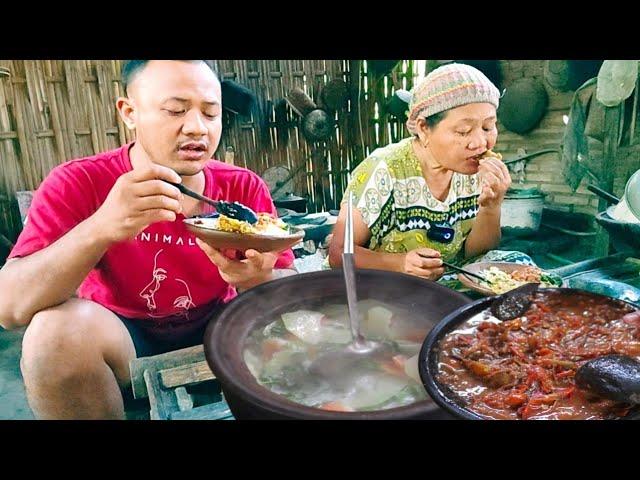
xmin=0 ymin=60 xmax=133 ymax=249
xmin=215 ymin=59 xmax=414 ymax=213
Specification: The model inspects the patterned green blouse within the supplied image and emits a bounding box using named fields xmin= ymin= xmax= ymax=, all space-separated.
xmin=343 ymin=137 xmax=481 ymax=264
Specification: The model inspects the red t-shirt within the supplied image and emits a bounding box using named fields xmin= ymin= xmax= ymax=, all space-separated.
xmin=9 ymin=144 xmax=294 ymax=331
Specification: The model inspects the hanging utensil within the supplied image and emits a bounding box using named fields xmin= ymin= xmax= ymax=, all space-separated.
xmin=301 ymin=109 xmax=334 ymax=142
xmin=596 ymin=60 xmax=639 ymax=107
xmin=320 ymin=78 xmax=349 ymax=111
xmin=285 ymin=87 xmax=317 ymax=117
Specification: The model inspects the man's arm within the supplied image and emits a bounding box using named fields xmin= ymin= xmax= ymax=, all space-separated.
xmin=234 ymin=264 xmax=297 ymax=294
xmin=0 ymin=164 xmax=184 ymax=330
xmin=0 ymin=218 xmax=112 ymax=329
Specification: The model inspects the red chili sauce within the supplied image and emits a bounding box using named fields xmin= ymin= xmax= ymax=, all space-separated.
xmin=437 ymin=290 xmax=639 ymax=420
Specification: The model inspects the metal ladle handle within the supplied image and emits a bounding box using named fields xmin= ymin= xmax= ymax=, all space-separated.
xmin=342 ymin=192 xmax=364 ymax=343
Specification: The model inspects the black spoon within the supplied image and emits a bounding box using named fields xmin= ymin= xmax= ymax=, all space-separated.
xmin=164 ymin=180 xmax=259 ymax=224
xmin=489 ymin=282 xmax=540 ymax=321
xmin=442 ymin=261 xmax=490 ymax=284
xmin=575 ymin=354 xmax=640 ymax=404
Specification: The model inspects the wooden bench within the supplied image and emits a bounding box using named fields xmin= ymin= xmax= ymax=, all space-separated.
xmin=128 ymin=345 xmax=234 ymax=420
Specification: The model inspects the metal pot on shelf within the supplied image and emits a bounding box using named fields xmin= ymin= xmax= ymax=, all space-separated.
xmin=500 ymin=187 xmax=546 ymax=237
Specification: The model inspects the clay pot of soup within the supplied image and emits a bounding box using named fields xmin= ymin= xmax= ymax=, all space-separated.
xmin=204 ymin=269 xmax=471 ymax=419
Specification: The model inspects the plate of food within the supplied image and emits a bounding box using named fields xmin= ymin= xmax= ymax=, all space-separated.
xmin=457 ymin=262 xmax=563 ymax=295
xmin=184 ymin=212 xmax=305 ymax=253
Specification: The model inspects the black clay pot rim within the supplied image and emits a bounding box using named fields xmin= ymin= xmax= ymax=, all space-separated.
xmin=418 ymin=287 xmax=640 ymax=421
xmin=204 ymin=268 xmax=471 ymax=419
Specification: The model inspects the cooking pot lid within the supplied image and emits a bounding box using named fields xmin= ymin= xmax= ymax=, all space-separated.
xmin=596 ymin=60 xmax=638 ymax=107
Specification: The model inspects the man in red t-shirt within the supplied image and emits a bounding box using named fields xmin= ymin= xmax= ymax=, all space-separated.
xmin=0 ymin=60 xmax=296 ymax=419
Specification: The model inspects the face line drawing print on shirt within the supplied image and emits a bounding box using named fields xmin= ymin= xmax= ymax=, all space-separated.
xmin=173 ymin=278 xmax=196 ymax=319
xmin=139 ymin=249 xmax=167 ymax=313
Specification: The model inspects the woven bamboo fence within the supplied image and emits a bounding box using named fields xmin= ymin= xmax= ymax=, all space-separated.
xmin=216 ymin=59 xmax=414 ymax=213
xmin=0 ymin=59 xmax=416 ymax=256
xmin=0 ymin=60 xmax=134 ymax=256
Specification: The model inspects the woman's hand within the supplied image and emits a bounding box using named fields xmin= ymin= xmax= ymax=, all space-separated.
xmin=401 ymin=248 xmax=445 ymax=281
xmin=478 ymin=157 xmax=511 ymax=210
xmin=196 ymin=239 xmax=278 ymax=291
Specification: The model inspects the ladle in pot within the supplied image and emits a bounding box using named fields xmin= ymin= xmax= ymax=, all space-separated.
xmin=575 ymin=353 xmax=640 ymax=405
xmin=309 ymin=192 xmax=390 ymax=378
xmin=490 ymin=282 xmax=540 ymax=321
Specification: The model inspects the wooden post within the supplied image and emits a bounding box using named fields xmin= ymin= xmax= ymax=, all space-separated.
xmin=594 ymin=104 xmax=621 ymax=257
xmin=311 ymin=145 xmax=328 ymax=212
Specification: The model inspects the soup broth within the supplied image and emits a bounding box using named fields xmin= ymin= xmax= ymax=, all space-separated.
xmin=243 ymin=299 xmax=432 ymax=412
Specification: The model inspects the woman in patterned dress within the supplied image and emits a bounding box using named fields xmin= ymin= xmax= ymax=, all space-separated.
xmin=328 ymin=63 xmax=521 ymax=285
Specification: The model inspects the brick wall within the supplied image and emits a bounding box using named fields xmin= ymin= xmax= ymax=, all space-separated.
xmin=495 ymin=60 xmax=640 ymax=215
